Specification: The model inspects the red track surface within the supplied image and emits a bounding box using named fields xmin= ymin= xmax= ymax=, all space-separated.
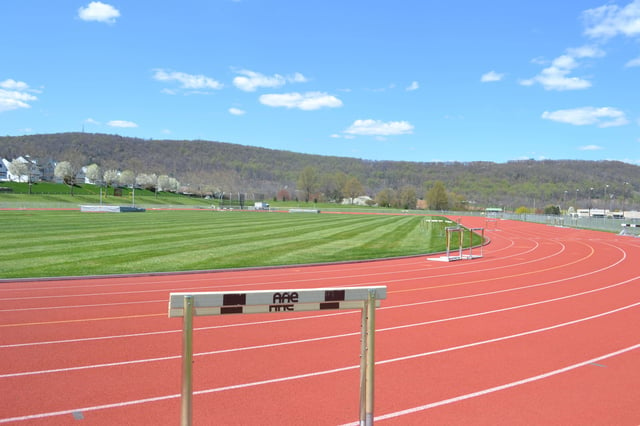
xmin=1 ymin=217 xmax=639 ymax=425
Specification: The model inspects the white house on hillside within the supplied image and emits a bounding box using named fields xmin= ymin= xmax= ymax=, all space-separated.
xmin=0 ymin=159 xmax=7 ymax=181
xmin=0 ymin=156 xmax=42 ymax=182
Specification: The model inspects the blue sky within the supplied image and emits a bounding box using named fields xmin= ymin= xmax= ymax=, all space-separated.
xmin=1 ymin=0 xmax=640 ymax=164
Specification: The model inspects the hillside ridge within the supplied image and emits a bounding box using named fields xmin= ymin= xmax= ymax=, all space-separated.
xmin=1 ymin=132 xmax=638 ymax=209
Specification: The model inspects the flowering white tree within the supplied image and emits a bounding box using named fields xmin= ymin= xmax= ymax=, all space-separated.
xmin=8 ymin=159 xmax=30 ymax=183
xmin=85 ymin=164 xmax=102 ymax=184
xmin=158 ymin=175 xmax=179 ymax=192
xmin=118 ymin=170 xmax=135 ymax=187
xmin=54 ymin=161 xmax=76 ymax=195
xmin=136 ymin=173 xmax=157 ymax=191
xmin=103 ymin=169 xmax=119 ymax=188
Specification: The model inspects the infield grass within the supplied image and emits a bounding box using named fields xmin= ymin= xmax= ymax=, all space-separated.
xmin=1 ymin=209 xmax=479 ymax=279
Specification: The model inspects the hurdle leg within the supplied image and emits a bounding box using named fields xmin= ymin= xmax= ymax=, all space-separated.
xmin=181 ymin=296 xmax=194 ymax=426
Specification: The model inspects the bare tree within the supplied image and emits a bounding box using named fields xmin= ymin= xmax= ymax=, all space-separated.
xmin=297 ymin=166 xmax=319 ymax=202
xmin=344 ymin=176 xmax=364 ymax=204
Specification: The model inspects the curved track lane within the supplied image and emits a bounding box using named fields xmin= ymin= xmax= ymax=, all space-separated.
xmin=1 ymin=217 xmax=639 ymax=425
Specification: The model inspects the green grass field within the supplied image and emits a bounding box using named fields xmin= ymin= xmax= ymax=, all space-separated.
xmin=0 ymin=209 xmax=479 ymax=279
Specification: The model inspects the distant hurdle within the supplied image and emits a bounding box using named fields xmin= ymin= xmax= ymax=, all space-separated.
xmin=428 ymin=226 xmax=484 ymax=262
xmin=620 ymin=223 xmax=640 ymax=237
xmin=422 ymin=218 xmax=455 ymax=237
xmin=168 ymin=286 xmax=386 ymax=426
xmin=485 ymin=217 xmax=500 ymax=231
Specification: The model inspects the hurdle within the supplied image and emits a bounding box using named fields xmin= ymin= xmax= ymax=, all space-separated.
xmin=428 ymin=226 xmax=484 ymax=262
xmin=485 ymin=217 xmax=500 ymax=231
xmin=422 ymin=218 xmax=454 ymax=237
xmin=168 ymin=286 xmax=387 ymax=426
xmin=620 ymin=223 xmax=640 ymax=237
xmin=466 ymin=227 xmax=485 ymax=259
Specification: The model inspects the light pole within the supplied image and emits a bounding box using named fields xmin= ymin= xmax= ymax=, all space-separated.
xmin=589 ymin=187 xmax=594 ymax=216
xmin=604 ymin=184 xmax=609 ymax=212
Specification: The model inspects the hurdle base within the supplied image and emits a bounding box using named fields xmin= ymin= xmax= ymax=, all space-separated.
xmin=427 ymin=254 xmax=482 ymax=262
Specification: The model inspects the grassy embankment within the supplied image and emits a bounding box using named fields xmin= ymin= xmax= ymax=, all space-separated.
xmin=0 ymin=182 xmax=211 ymax=207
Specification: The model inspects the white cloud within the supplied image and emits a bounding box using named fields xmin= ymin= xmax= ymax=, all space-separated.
xmin=582 ymin=0 xmax=640 ymax=39
xmin=566 ymin=45 xmax=606 ymax=58
xmin=521 ymin=45 xmax=605 ymax=91
xmin=579 ymin=144 xmax=604 ymax=151
xmin=625 ymin=56 xmax=640 ymax=67
xmin=108 ymin=120 xmax=138 ymax=128
xmin=259 ymin=92 xmax=342 ymax=110
xmin=344 ymin=119 xmax=414 ymax=136
xmin=0 ymin=79 xmax=29 ymax=91
xmin=330 ymin=133 xmax=355 ymax=140
xmin=228 ymin=107 xmax=246 ymax=115
xmin=84 ymin=118 xmax=100 ymax=125
xmin=78 ymin=2 xmax=120 ymax=24
xmin=153 ymin=69 xmax=223 ymax=91
xmin=0 ymin=79 xmax=38 ymax=112
xmin=233 ymin=70 xmax=308 ymax=92
xmin=541 ymin=107 xmax=629 ymax=127
xmin=406 ymin=81 xmax=419 ymax=91
xmin=481 ymin=71 xmax=504 ymax=82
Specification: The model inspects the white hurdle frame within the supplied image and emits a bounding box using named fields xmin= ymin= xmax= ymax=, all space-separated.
xmin=168 ymin=286 xmax=387 ymax=426
xmin=467 ymin=227 xmax=485 ymax=259
xmin=428 ymin=226 xmax=484 ymax=262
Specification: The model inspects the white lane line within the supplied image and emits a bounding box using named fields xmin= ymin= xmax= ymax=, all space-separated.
xmin=0 ymin=310 xmax=356 ymax=348
xmin=3 ymin=297 xmax=638 ymax=380
xmin=0 ymin=243 xmax=630 ymax=349
xmin=0 ymin=299 xmax=165 ymax=313
xmin=2 ymin=340 xmax=638 ymax=424
xmin=1 ymin=248 xmax=634 ymax=350
xmin=346 ymin=342 xmax=640 ymax=425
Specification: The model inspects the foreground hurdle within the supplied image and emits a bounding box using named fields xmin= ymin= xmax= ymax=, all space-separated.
xmin=428 ymin=226 xmax=484 ymax=262
xmin=169 ymin=286 xmax=387 ymax=426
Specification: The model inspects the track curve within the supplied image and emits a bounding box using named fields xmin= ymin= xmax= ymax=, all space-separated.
xmin=1 ymin=217 xmax=639 ymax=425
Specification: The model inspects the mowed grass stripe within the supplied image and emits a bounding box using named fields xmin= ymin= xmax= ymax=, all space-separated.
xmin=5 ymin=211 xmax=334 ymax=268
xmin=3 ymin=212 xmax=379 ymax=276
xmin=0 ymin=210 xmax=454 ymax=278
xmin=109 ymin=214 xmax=394 ymax=271
xmin=208 ymin=214 xmax=401 ymax=267
xmin=269 ymin=215 xmax=425 ymax=264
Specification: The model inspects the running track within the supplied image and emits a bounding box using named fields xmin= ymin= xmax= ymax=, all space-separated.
xmin=1 ymin=217 xmax=639 ymax=425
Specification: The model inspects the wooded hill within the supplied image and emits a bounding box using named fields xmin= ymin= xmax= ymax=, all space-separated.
xmin=1 ymin=132 xmax=638 ymax=210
